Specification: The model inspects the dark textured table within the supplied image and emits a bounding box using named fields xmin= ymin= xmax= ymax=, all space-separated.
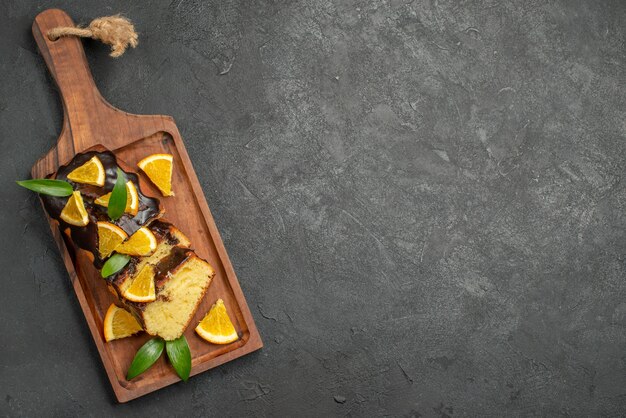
xmin=2 ymin=1 xmax=626 ymax=416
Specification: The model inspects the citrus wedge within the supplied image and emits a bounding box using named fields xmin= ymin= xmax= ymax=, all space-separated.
xmin=60 ymin=191 xmax=89 ymax=226
xmin=195 ymin=299 xmax=239 ymax=344
xmin=66 ymin=156 xmax=105 ymax=186
xmin=97 ymin=221 xmax=128 ymax=258
xmin=94 ymin=181 xmax=139 ymax=216
xmin=122 ymin=264 xmax=156 ymax=303
xmin=137 ymin=154 xmax=174 ymax=196
xmin=103 ymin=304 xmax=143 ymax=342
xmin=115 ymin=227 xmax=157 ymax=256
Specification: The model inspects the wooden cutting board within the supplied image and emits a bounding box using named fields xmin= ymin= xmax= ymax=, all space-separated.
xmin=30 ymin=9 xmax=262 ymax=402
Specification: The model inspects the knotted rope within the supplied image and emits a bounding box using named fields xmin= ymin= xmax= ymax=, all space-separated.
xmin=47 ymin=15 xmax=138 ymax=57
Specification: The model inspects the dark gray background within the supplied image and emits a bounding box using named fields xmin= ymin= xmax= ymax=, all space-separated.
xmin=1 ymin=0 xmax=625 ymax=416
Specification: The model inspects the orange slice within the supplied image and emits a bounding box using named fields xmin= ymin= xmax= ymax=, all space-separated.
xmin=137 ymin=154 xmax=174 ymax=196
xmin=103 ymin=304 xmax=142 ymax=342
xmin=60 ymin=191 xmax=89 ymax=226
xmin=67 ymin=156 xmax=105 ymax=186
xmin=97 ymin=221 xmax=128 ymax=258
xmin=122 ymin=264 xmax=156 ymax=303
xmin=195 ymin=299 xmax=239 ymax=344
xmin=115 ymin=227 xmax=157 ymax=256
xmin=94 ymin=181 xmax=139 ymax=216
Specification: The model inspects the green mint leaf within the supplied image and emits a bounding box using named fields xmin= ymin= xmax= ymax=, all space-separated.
xmin=101 ymin=253 xmax=130 ymax=278
xmin=126 ymin=337 xmax=165 ymax=380
xmin=108 ymin=168 xmax=127 ymax=221
xmin=165 ymin=335 xmax=192 ymax=382
xmin=16 ymin=179 xmax=73 ymax=197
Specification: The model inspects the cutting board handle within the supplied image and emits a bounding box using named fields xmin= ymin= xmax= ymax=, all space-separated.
xmin=31 ymin=8 xmax=178 ymax=165
xmin=32 ymin=9 xmax=116 ymax=151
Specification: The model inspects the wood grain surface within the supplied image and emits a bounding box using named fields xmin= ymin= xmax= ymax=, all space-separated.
xmin=30 ymin=8 xmax=262 ymax=402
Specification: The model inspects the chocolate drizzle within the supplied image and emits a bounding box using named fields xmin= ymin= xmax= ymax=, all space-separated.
xmin=153 ymin=246 xmax=193 ymax=289
xmin=105 ymin=220 xmax=183 ymax=287
xmin=105 ymin=222 xmax=194 ymax=310
xmin=41 ymin=150 xmax=162 ymax=268
xmin=149 ymin=220 xmax=182 ymax=246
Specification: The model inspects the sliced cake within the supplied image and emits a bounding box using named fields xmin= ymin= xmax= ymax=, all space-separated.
xmin=114 ymin=248 xmax=214 ymax=340
xmin=42 ymin=150 xmax=215 ymax=341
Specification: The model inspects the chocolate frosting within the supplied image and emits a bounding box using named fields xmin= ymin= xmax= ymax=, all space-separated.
xmin=104 ymin=219 xmax=183 ymax=285
xmin=153 ymin=246 xmax=193 ymax=289
xmin=41 ymin=150 xmax=162 ymax=268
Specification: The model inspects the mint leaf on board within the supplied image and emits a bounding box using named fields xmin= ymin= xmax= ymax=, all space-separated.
xmin=165 ymin=335 xmax=192 ymax=382
xmin=16 ymin=179 xmax=73 ymax=197
xmin=101 ymin=253 xmax=131 ymax=278
xmin=108 ymin=168 xmax=127 ymax=221
xmin=126 ymin=337 xmax=165 ymax=380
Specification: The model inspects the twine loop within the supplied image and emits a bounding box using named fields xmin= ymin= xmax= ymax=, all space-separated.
xmin=47 ymin=14 xmax=138 ymax=57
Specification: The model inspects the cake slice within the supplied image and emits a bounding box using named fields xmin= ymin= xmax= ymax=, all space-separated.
xmin=44 ymin=150 xmax=215 ymax=341
xmin=109 ymin=244 xmax=215 ymax=340
xmin=131 ymin=249 xmax=214 ymax=340
xmin=106 ymin=219 xmax=214 ymax=340
xmin=108 ymin=220 xmax=191 ymax=292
